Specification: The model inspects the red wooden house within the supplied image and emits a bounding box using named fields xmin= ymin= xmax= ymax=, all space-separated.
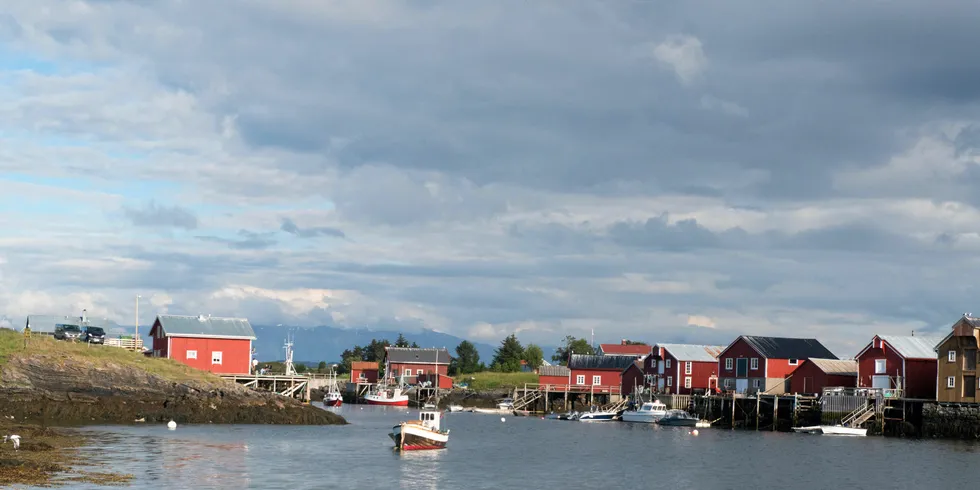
xmin=568 ymin=354 xmax=636 ymax=395
xmin=350 ymin=361 xmax=379 ymax=384
xmin=855 ymin=334 xmax=943 ymax=399
xmin=647 ymin=344 xmax=725 ymax=395
xmin=788 ymin=358 xmax=857 ymax=395
xmin=538 ymin=365 xmax=571 ymax=387
xmin=597 ymin=340 xmax=652 ymax=358
xmin=383 ymin=347 xmax=453 ymax=389
xmin=717 ymin=336 xmax=837 ymax=394
xmin=621 ymin=360 xmax=646 ymax=396
xmin=149 ymin=314 xmax=255 ymax=375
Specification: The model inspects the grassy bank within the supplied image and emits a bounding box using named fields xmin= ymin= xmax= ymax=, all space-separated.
xmin=1 ymin=329 xmax=218 ymax=383
xmin=453 ymin=371 xmax=538 ymax=391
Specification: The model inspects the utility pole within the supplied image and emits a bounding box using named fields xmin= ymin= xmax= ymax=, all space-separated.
xmin=135 ymin=294 xmax=141 ymax=351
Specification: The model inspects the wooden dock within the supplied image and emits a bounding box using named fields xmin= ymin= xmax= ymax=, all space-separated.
xmin=221 ymin=374 xmax=312 ymax=402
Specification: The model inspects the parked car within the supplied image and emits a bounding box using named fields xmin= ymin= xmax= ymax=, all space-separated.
xmin=82 ymin=326 xmax=106 ymax=344
xmin=54 ymin=324 xmax=83 ymax=341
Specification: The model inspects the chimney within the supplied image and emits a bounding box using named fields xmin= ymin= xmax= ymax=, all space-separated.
xmin=621 ymin=339 xmax=627 ymax=345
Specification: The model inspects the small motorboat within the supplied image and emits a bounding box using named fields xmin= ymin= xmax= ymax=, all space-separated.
xmin=364 ymin=387 xmax=410 ymax=406
xmin=389 ymin=410 xmax=450 ymax=450
xmin=422 ymin=402 xmax=438 ymax=410
xmin=448 ymin=405 xmax=464 ymax=412
xmin=657 ymin=409 xmax=700 ymax=427
xmin=577 ymin=406 xmax=621 ymax=422
xmin=792 ymin=425 xmax=867 ymax=436
xmin=496 ymin=398 xmax=515 ymax=410
xmin=471 ymin=407 xmax=511 ymax=415
xmin=323 ymin=391 xmax=343 ymax=407
xmin=621 ymin=400 xmax=668 ymax=423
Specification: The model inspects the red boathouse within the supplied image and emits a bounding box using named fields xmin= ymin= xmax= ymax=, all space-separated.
xmin=788 ymin=358 xmax=858 ymax=395
xmin=855 ymin=334 xmax=943 ymax=399
xmin=149 ymin=314 xmax=256 ymax=375
xmin=383 ymin=347 xmax=453 ymax=389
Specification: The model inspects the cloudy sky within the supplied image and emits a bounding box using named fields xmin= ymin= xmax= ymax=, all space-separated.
xmin=2 ymin=1 xmax=979 ymax=356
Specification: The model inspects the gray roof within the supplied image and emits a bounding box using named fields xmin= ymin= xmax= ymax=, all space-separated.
xmin=739 ymin=336 xmax=838 ymax=360
xmin=877 ymin=335 xmax=945 ymax=360
xmin=807 ymin=358 xmax=858 ymax=376
xmin=539 ymin=365 xmax=570 ymax=377
xmin=154 ymin=315 xmax=256 ymax=339
xmin=657 ymin=343 xmax=725 ymax=362
xmin=385 ymin=347 xmax=451 ymax=365
xmin=25 ymin=314 xmax=118 ymax=334
xmin=568 ymin=354 xmax=637 ymax=370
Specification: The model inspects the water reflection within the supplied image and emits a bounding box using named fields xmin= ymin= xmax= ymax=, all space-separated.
xmin=397 ymin=449 xmax=445 ymax=490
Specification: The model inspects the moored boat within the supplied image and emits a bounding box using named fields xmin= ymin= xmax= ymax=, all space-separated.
xmin=496 ymin=398 xmax=515 ymax=410
xmin=792 ymin=425 xmax=867 ymax=436
xmin=577 ymin=408 xmax=621 ymax=422
xmin=657 ymin=409 xmax=700 ymax=427
xmin=323 ymin=391 xmax=343 ymax=407
xmin=389 ymin=410 xmax=450 ymax=450
xmin=365 ymin=387 xmax=410 ymax=406
xmin=448 ymin=405 xmax=464 ymax=412
xmin=621 ymin=400 xmax=668 ymax=423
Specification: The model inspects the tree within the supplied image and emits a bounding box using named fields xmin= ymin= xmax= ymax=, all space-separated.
xmin=294 ymin=363 xmax=308 ymax=373
xmin=317 ymin=361 xmax=328 ymax=373
xmin=491 ymin=334 xmax=524 ymax=372
xmin=522 ymin=344 xmax=544 ymax=371
xmin=552 ymin=336 xmax=595 ymax=365
xmin=395 ymin=333 xmax=410 ymax=348
xmin=410 ymin=341 xmax=419 ymax=348
xmin=453 ymin=340 xmax=481 ymax=374
xmin=622 ymin=339 xmax=646 ymax=345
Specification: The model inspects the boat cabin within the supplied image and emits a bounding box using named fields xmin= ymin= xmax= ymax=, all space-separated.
xmin=419 ymin=410 xmax=443 ymax=431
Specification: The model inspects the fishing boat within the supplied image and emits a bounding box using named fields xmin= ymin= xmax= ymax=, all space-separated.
xmin=389 ymin=410 xmax=450 ymax=450
xmin=577 ymin=406 xmax=622 ymax=422
xmin=792 ymin=425 xmax=867 ymax=436
xmin=322 ymin=372 xmax=343 ymax=407
xmin=364 ymin=386 xmax=410 ymax=406
xmin=621 ymin=400 xmax=668 ymax=423
xmin=657 ymin=409 xmax=701 ymax=427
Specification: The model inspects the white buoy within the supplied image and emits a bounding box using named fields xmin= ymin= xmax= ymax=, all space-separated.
xmin=167 ymin=420 xmax=177 ymax=430
xmin=500 ymin=417 xmax=505 ymax=423
xmin=692 ymin=429 xmax=699 ymax=436
xmin=9 ymin=435 xmax=20 ymax=450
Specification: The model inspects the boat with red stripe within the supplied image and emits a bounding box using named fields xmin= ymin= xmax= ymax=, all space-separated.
xmin=389 ymin=410 xmax=449 ymax=451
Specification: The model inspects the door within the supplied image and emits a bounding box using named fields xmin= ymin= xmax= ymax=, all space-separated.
xmin=803 ymin=377 xmax=812 ymax=393
xmin=872 ymin=375 xmax=890 ymax=389
xmin=736 ymin=358 xmax=748 ymax=377
xmin=965 ymin=376 xmax=977 ymax=399
xmin=735 ymin=379 xmax=749 ymax=393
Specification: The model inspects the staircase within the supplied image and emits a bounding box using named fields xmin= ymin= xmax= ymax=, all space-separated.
xmin=512 ymin=390 xmax=543 ymax=410
xmin=841 ymin=402 xmax=876 ymax=428
xmin=796 ymin=395 xmax=819 ymax=412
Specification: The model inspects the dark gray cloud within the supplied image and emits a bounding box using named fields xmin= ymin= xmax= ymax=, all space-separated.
xmin=121 ymin=201 xmax=198 ymax=230
xmin=196 ymin=230 xmax=277 ymax=250
xmin=279 ymin=217 xmax=345 ymax=239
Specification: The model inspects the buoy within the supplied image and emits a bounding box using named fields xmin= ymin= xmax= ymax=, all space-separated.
xmin=692 ymin=429 xmax=699 ymax=436
xmin=167 ymin=420 xmax=177 ymax=430
xmin=500 ymin=417 xmax=505 ymax=422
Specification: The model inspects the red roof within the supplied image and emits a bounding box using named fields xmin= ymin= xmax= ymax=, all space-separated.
xmin=351 ymin=361 xmax=379 ymax=370
xmin=598 ymin=343 xmax=651 ymax=356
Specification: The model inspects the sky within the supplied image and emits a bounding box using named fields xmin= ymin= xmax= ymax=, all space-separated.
xmin=2 ymin=0 xmax=980 ymax=357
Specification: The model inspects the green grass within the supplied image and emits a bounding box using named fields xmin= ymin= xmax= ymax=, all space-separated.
xmin=453 ymin=371 xmax=538 ymax=391
xmin=0 ymin=328 xmax=221 ymax=383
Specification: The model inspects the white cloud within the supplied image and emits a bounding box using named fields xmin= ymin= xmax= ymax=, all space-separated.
xmin=652 ymin=35 xmax=707 ymax=85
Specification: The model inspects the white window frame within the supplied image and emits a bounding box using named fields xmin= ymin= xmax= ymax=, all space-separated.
xmin=417 ymin=369 xmax=424 ymax=376
xmin=592 ymin=375 xmax=601 ymax=385
xmin=576 ymin=375 xmax=585 ymax=385
xmin=685 ymin=361 xmax=692 ymax=375
xmin=186 ymin=350 xmax=197 ymax=360
xmin=750 ymin=358 xmax=758 ymax=370
xmin=725 ymin=358 xmax=733 ymax=370
xmin=211 ymin=351 xmax=222 ymax=365
xmin=666 ymin=359 xmax=671 ymax=369
xmin=947 ymin=376 xmax=956 ymax=388
xmin=667 ymin=376 xmax=673 ymax=387
xmin=650 ymin=359 xmax=657 ymax=368
xmin=874 ymin=359 xmax=886 ymax=374
xmin=788 ymin=358 xmax=799 ymax=365
xmin=684 ymin=376 xmax=692 ymax=389
xmin=752 ymin=379 xmax=761 ymax=389
xmin=403 ymin=368 xmax=412 ymax=377
xmin=949 ymin=350 xmax=957 ymax=363
xmin=724 ymin=378 xmax=733 ymax=388
xmin=358 ymin=372 xmax=367 ymax=380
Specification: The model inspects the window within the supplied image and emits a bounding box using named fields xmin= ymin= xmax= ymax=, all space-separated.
xmin=592 ymin=375 xmax=601 ymax=385
xmin=685 ymin=362 xmax=692 ymax=375
xmin=725 ymin=358 xmax=733 ymax=370
xmin=404 ymin=368 xmax=412 ymax=377
xmin=667 ymin=376 xmax=673 ymax=387
xmin=684 ymin=377 xmax=692 ymax=389
xmin=417 ymin=369 xmax=424 ymax=376
xmin=650 ymin=359 xmax=657 ymax=368
xmin=358 ymin=372 xmax=367 ymax=380
xmin=965 ymin=349 xmax=977 ymax=369
xmin=576 ymin=375 xmax=585 ymax=385
xmin=666 ymin=359 xmax=671 ymax=369
xmin=874 ymin=359 xmax=886 ymax=374
xmin=788 ymin=358 xmax=799 ymax=365
xmin=724 ymin=378 xmax=733 ymax=388
xmin=949 ymin=350 xmax=957 ymax=363
xmin=750 ymin=358 xmax=759 ymax=370
xmin=186 ymin=350 xmax=197 ymax=360
xmin=752 ymin=379 xmax=761 ymax=389
xmin=947 ymin=376 xmax=956 ymax=388
xmin=212 ymin=351 xmax=222 ymax=365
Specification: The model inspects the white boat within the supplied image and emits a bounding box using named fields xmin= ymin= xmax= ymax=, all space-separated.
xmin=577 ymin=409 xmax=621 ymax=422
xmin=364 ymin=387 xmax=410 ymax=406
xmin=792 ymin=425 xmax=867 ymax=436
xmin=621 ymin=401 xmax=668 ymax=423
xmin=496 ymin=398 xmax=515 ymax=410
xmin=422 ymin=403 xmax=437 ymax=410
xmin=448 ymin=405 xmax=464 ymax=412
xmin=471 ymin=407 xmax=511 ymax=415
xmin=389 ymin=410 xmax=450 ymax=450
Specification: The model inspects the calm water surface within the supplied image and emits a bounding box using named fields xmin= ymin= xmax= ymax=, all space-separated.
xmin=55 ymin=404 xmax=980 ymax=489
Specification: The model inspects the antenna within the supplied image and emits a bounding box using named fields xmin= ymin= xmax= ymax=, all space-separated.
xmin=283 ymin=332 xmax=296 ymax=376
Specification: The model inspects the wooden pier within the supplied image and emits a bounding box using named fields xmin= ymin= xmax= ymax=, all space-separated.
xmin=221 ymin=374 xmax=312 ymax=402
xmin=508 ymin=383 xmax=624 ymax=413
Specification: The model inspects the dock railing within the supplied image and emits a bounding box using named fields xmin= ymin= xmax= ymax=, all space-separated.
xmin=520 ymin=383 xmax=622 ymax=395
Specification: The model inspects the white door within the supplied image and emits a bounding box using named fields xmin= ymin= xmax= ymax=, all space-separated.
xmin=735 ymin=379 xmax=749 ymax=393
xmin=872 ymin=375 xmax=890 ymax=389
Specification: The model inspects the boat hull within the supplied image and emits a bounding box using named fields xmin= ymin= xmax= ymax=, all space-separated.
xmin=621 ymin=412 xmax=666 ymax=423
xmin=365 ymin=394 xmax=410 ymax=406
xmin=577 ymin=411 xmax=619 ymax=422
xmin=323 ymin=399 xmax=343 ymax=407
xmin=389 ymin=424 xmax=449 ymax=450
xmin=658 ymin=418 xmax=699 ymax=427
xmin=792 ymin=425 xmax=867 ymax=436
